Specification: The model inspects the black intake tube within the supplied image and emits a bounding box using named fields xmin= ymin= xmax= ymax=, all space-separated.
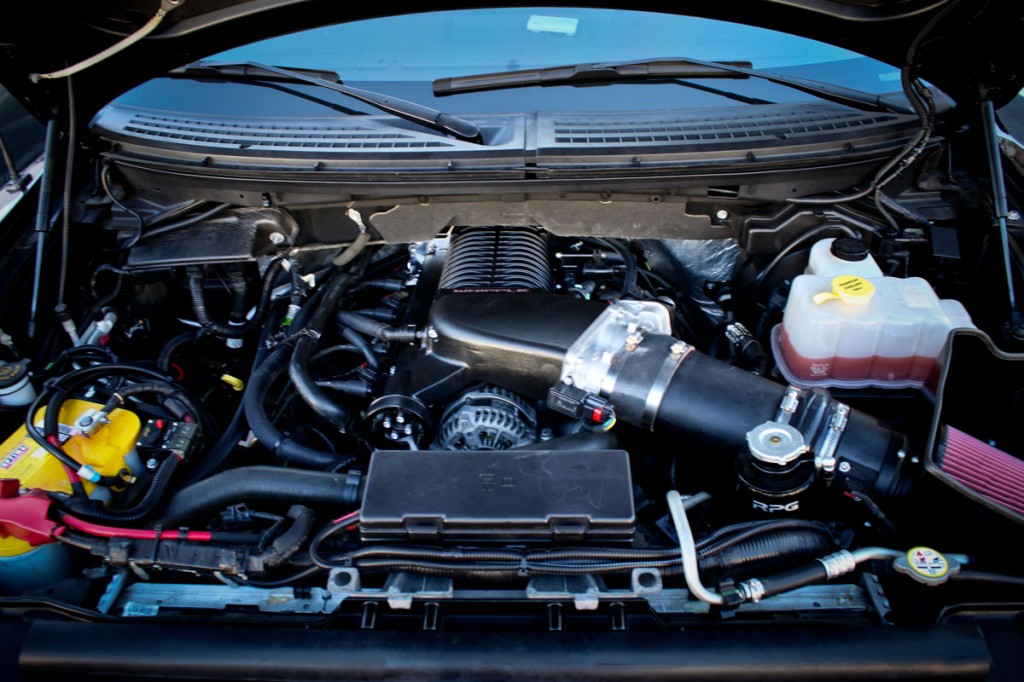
xmin=653 ymin=350 xmax=783 ymax=451
xmin=159 ymin=466 xmax=361 ymax=527
xmin=633 ymin=336 xmax=906 ymax=499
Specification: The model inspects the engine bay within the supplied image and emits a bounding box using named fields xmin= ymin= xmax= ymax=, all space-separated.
xmin=1 ymin=156 xmax=1023 ymax=637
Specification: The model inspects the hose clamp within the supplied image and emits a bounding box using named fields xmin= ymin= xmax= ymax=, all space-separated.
xmin=775 ymin=386 xmax=801 ymax=426
xmin=815 ymin=402 xmax=850 ymax=473
xmin=561 ymin=301 xmax=692 ymax=429
xmin=642 ymin=342 xmax=692 ymax=430
xmin=741 ymin=578 xmax=765 ymax=604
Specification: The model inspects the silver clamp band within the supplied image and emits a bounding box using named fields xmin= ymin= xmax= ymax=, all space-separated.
xmin=815 ymin=402 xmax=850 ymax=473
xmin=775 ymin=386 xmax=801 ymax=426
xmin=818 ymin=550 xmax=856 ymax=579
xmin=641 ymin=342 xmax=692 ymax=430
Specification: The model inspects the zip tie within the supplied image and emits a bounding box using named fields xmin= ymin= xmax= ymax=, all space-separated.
xmin=30 ymin=1 xmax=184 ymax=82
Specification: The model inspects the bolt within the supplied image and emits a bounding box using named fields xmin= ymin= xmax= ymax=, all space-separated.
xmin=838 ymin=461 xmax=852 ymax=474
xmin=404 ymin=425 xmax=413 ymax=436
xmin=268 ymin=232 xmax=286 ymax=245
xmin=910 ymin=456 xmax=920 ymax=465
xmin=669 ymin=342 xmax=687 ymax=357
xmin=715 ymin=209 xmax=729 ymax=221
xmin=624 ymin=334 xmax=640 ymax=351
xmin=1009 ymin=209 xmax=1021 ymax=221
xmin=79 ymin=416 xmax=94 ymax=427
xmin=539 ymin=428 xmax=554 ymax=441
xmin=426 ymin=327 xmax=439 ymax=340
xmin=395 ymin=413 xmax=405 ymax=425
xmin=383 ymin=419 xmax=392 ymax=430
xmin=896 ymin=449 xmax=906 ymax=459
xmin=145 ymin=458 xmax=159 ymax=471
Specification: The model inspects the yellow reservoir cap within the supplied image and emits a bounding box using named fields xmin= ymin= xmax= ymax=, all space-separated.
xmin=812 ymin=275 xmax=876 ymax=306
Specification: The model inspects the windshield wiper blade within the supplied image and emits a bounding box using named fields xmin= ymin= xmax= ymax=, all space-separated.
xmin=434 ymin=57 xmax=913 ymax=115
xmin=170 ymin=61 xmax=482 ymax=143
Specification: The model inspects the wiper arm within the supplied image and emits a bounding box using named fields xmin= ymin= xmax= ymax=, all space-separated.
xmin=434 ymin=57 xmax=913 ymax=115
xmin=170 ymin=61 xmax=482 ymax=143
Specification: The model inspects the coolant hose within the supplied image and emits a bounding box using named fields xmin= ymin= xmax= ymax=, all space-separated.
xmin=289 ymin=257 xmax=371 ymax=432
xmin=159 ymin=466 xmax=361 ymax=526
xmin=187 ymin=257 xmax=286 ymax=338
xmin=244 ymin=342 xmax=351 ymax=469
xmin=337 ymin=311 xmax=418 ymax=344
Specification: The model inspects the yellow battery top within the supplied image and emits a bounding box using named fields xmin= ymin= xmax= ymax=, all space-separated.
xmin=0 ymin=399 xmax=141 ymax=557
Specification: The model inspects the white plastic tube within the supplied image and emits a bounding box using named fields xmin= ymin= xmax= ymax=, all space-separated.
xmin=666 ymin=490 xmax=724 ymax=606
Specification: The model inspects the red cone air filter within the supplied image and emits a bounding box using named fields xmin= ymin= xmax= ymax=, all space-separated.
xmin=939 ymin=427 xmax=1024 ymax=516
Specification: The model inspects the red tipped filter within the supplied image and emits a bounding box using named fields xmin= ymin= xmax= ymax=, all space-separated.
xmin=938 ymin=427 xmax=1024 ymax=516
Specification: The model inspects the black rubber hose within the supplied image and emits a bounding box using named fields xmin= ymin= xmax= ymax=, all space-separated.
xmin=157 ymin=331 xmax=199 ymax=374
xmin=339 ymin=326 xmax=379 ymax=370
xmin=698 ymin=520 xmax=833 ymax=556
xmin=62 ymin=456 xmax=180 ymax=523
xmin=699 ymin=530 xmax=836 ymax=574
xmin=187 ymin=257 xmax=286 ymax=338
xmin=757 ymin=562 xmax=830 ymax=599
xmin=315 ymin=379 xmax=372 ymax=397
xmin=159 ymin=466 xmax=361 ymax=527
xmin=250 ymin=505 xmax=316 ymax=569
xmin=225 ymin=266 xmax=249 ymax=324
xmin=244 ymin=342 xmax=351 ymax=469
xmin=289 ymin=262 xmax=369 ymax=431
xmin=337 ymin=311 xmax=417 ymax=343
xmin=290 ymin=336 xmax=352 ymax=431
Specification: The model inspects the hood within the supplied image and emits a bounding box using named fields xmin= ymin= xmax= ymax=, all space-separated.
xmin=0 ymin=0 xmax=1020 ymax=121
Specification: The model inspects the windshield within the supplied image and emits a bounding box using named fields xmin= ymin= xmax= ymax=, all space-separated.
xmin=112 ymin=7 xmax=905 ymax=117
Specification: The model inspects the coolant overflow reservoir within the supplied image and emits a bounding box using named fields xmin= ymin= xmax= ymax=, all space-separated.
xmin=772 ymin=239 xmax=974 ymax=392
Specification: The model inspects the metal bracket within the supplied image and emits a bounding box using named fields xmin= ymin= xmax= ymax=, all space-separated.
xmin=384 ymin=572 xmax=453 ymax=610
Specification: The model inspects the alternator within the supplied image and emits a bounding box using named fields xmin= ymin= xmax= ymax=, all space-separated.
xmin=433 ymin=385 xmax=538 ymax=451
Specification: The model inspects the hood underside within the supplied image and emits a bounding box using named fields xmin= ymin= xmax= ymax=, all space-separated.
xmin=0 ymin=0 xmax=1021 ymax=121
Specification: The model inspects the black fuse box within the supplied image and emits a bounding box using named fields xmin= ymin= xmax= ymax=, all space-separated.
xmin=360 ymin=449 xmax=635 ymax=543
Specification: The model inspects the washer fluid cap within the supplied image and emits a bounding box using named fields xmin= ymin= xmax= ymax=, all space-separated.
xmin=830 ymin=238 xmax=871 ymax=262
xmin=812 ymin=275 xmax=875 ymax=306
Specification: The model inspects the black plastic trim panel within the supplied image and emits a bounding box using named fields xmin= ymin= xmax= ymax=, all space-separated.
xmin=19 ymin=621 xmax=989 ymax=681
